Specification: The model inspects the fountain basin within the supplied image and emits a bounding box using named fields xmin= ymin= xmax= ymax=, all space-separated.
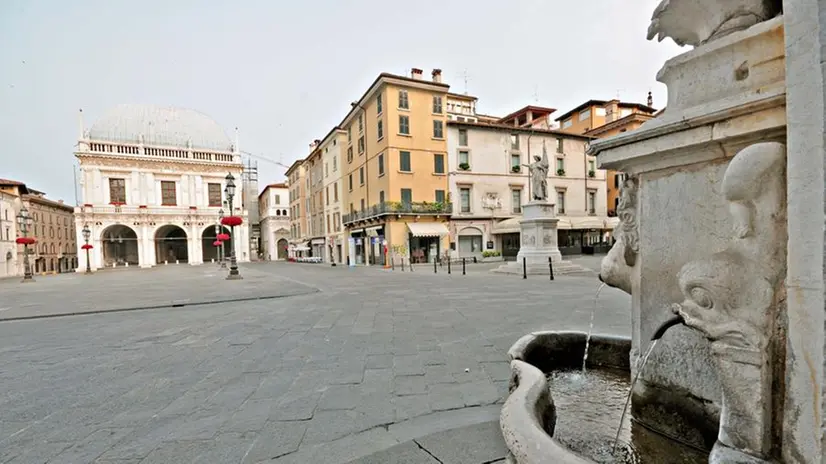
xmin=501 ymin=331 xmax=710 ymax=463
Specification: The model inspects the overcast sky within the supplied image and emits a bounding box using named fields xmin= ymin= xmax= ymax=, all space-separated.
xmin=0 ymin=0 xmax=683 ymax=203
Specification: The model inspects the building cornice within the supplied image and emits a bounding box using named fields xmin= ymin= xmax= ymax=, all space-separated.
xmin=75 ymin=152 xmax=242 ymax=168
xmin=447 ymin=120 xmax=595 ymax=141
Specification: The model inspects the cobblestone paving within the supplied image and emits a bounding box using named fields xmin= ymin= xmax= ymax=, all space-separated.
xmin=0 ymin=261 xmax=629 ymax=463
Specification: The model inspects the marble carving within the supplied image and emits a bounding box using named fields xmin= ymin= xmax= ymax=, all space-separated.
xmin=599 ymin=175 xmax=639 ymax=295
xmin=671 ymin=142 xmax=786 ymax=462
xmin=647 ymin=0 xmax=782 ymax=46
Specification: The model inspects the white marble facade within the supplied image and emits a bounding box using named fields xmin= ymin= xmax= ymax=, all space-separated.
xmin=74 ymin=104 xmax=250 ymax=271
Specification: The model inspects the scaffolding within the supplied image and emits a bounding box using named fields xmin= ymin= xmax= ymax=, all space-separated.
xmin=241 ymin=158 xmax=261 ymax=260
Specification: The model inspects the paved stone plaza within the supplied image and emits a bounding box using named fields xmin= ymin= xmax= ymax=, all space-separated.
xmin=0 ymin=258 xmax=629 ymax=463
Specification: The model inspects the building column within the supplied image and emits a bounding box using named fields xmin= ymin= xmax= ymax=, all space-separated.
xmin=190 ymin=223 xmax=203 ymax=265
xmin=781 ymin=0 xmax=826 ymax=461
xmin=138 ymin=223 xmax=151 ymax=268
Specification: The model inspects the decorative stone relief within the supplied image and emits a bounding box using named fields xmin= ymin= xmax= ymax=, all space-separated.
xmin=543 ymin=234 xmax=552 ymax=245
xmin=671 ymin=142 xmax=786 ymax=461
xmin=599 ymin=175 xmax=639 ymax=294
xmin=647 ymin=0 xmax=781 ymax=46
xmin=673 ymin=142 xmax=786 ymax=350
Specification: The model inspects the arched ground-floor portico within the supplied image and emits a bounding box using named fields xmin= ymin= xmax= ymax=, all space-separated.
xmin=201 ymin=225 xmax=232 ymax=263
xmin=74 ymin=217 xmax=251 ymax=272
xmin=155 ymin=225 xmax=188 ymax=264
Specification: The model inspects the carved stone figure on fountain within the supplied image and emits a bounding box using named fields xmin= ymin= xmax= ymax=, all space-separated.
xmin=670 ymin=142 xmax=786 ymax=463
xmin=599 ymin=175 xmax=639 ymax=295
xmin=647 ymin=0 xmax=782 ymax=46
xmin=524 ymin=144 xmax=549 ymax=202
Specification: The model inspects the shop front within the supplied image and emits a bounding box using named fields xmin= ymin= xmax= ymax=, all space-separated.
xmin=348 ymin=225 xmax=385 ymax=265
xmin=406 ymin=222 xmax=449 ymax=264
xmin=557 ymin=217 xmax=617 ymax=255
xmin=492 ymin=217 xmax=521 ymax=261
xmin=310 ymin=238 xmax=326 ymax=260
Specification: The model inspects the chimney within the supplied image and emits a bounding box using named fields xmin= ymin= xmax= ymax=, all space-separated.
xmin=411 ymin=68 xmax=423 ymax=80
xmin=647 ymin=91 xmax=654 ymax=108
xmin=431 ymin=69 xmax=442 ymax=83
xmin=604 ymin=100 xmax=620 ymax=123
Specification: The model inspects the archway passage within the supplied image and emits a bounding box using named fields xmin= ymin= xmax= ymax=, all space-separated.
xmin=202 ymin=225 xmax=232 ymax=263
xmin=277 ymin=238 xmax=288 ymax=260
xmin=102 ymin=224 xmax=139 ymax=266
xmin=155 ymin=225 xmax=188 ymax=264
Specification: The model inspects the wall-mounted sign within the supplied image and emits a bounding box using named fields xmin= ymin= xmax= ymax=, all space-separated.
xmin=486 ymin=241 xmax=494 ymax=250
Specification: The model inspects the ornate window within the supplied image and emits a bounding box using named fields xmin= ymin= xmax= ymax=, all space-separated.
xmin=109 ymin=178 xmax=126 ymax=204
xmin=161 ymin=181 xmax=177 ymax=206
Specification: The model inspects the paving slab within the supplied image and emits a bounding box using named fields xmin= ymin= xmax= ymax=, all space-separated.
xmin=0 ymin=264 xmax=317 ymax=321
xmin=0 ymin=261 xmax=629 ymax=463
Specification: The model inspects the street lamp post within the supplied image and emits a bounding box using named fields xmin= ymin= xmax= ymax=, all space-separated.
xmin=218 ymin=207 xmax=226 ymax=269
xmin=16 ymin=206 xmax=34 ymax=282
xmin=82 ymin=224 xmax=91 ymax=274
xmin=224 ymin=173 xmax=242 ymax=280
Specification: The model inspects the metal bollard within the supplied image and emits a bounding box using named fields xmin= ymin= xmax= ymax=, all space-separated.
xmin=409 ymin=258 xmax=413 ymax=272
xmin=391 ymin=258 xmax=395 ymax=271
xmin=448 ymin=258 xmax=451 ymax=274
xmin=523 ymin=257 xmax=527 ymax=279
xmin=462 ymin=258 xmax=466 ymax=275
xmin=549 ymin=257 xmax=555 ymax=281
xmin=434 ymin=259 xmax=437 ymax=274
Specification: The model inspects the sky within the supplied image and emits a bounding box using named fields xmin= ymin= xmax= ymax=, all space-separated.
xmin=0 ymin=0 xmax=684 ymax=204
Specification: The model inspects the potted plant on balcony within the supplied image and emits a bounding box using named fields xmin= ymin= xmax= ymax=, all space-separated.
xmin=511 ymin=166 xmax=520 ymax=173
xmin=588 ymin=170 xmax=596 ymax=178
xmin=459 ymin=163 xmax=470 ymax=171
xmin=557 ymin=168 xmax=566 ymax=176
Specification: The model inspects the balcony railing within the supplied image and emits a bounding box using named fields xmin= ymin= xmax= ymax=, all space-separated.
xmin=343 ymin=201 xmax=452 ymax=225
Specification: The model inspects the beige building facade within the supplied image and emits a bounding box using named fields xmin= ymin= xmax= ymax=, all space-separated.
xmin=74 ymin=104 xmax=250 ymax=271
xmin=286 ymin=158 xmax=308 ymax=256
xmin=320 ymin=127 xmax=347 ymax=263
xmin=258 ymin=183 xmax=290 ymax=261
xmin=447 ymin=115 xmax=611 ymax=259
xmin=0 ymin=179 xmax=77 ymax=276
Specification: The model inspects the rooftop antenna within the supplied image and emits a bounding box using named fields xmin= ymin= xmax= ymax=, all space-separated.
xmin=462 ymin=69 xmax=470 ymax=95
xmin=533 ymin=85 xmax=540 ymax=103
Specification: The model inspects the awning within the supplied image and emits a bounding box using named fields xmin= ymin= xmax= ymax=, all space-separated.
xmin=492 ymin=217 xmax=521 ymax=235
xmin=407 ymin=222 xmax=449 ymax=237
xmin=311 ymin=238 xmax=325 ymax=245
xmin=569 ymin=217 xmax=610 ymax=230
xmin=293 ymin=241 xmax=311 ymax=251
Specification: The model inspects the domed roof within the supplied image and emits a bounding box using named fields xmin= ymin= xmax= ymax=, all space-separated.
xmin=87 ymin=104 xmax=234 ymax=152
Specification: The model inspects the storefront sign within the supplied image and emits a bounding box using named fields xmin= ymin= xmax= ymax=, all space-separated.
xmin=486 ymin=241 xmax=494 ymax=249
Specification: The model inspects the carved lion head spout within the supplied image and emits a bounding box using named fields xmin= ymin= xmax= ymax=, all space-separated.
xmin=647 ymin=0 xmax=782 ymax=47
xmin=671 ymin=251 xmax=774 ymax=350
xmin=599 ymin=175 xmax=639 ymax=294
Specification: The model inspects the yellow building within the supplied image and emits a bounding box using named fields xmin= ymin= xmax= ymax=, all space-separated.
xmin=341 ymin=69 xmax=451 ymax=265
xmin=555 ymin=95 xmax=657 ymax=215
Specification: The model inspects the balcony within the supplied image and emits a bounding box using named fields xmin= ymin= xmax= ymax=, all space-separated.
xmin=343 ymin=201 xmax=452 ymax=225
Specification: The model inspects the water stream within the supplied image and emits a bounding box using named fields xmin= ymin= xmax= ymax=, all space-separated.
xmin=582 ymin=283 xmax=606 ymax=373
xmin=613 ymin=339 xmax=659 ymax=454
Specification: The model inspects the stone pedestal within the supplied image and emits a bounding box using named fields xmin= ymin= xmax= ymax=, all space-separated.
xmin=493 ymin=202 xmax=587 ymax=276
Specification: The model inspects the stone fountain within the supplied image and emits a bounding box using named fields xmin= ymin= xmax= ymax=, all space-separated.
xmin=499 ymin=0 xmax=826 ymax=462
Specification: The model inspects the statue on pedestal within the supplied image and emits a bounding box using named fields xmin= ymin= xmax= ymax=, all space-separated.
xmin=524 ymin=143 xmax=549 ymax=201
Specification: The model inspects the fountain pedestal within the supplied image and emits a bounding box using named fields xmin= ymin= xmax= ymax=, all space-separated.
xmin=493 ymin=202 xmax=588 ymax=276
